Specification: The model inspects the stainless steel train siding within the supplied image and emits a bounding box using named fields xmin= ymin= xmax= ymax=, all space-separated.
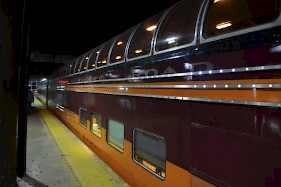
xmin=18 ymin=96 xmax=129 ymax=187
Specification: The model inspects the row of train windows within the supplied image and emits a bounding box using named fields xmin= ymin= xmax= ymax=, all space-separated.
xmin=53 ymin=0 xmax=280 ymax=77
xmin=79 ymin=108 xmax=166 ymax=179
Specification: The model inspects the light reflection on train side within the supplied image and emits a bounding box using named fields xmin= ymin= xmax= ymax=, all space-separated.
xmin=270 ymin=44 xmax=281 ymax=53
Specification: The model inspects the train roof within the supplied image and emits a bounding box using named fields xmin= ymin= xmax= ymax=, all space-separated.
xmin=51 ymin=0 xmax=281 ymax=79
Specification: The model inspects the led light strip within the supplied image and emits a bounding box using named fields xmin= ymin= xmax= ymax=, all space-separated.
xmin=69 ymin=83 xmax=281 ymax=89
xmin=68 ymin=64 xmax=281 ymax=85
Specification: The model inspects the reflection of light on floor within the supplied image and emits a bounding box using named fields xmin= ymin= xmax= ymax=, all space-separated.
xmin=34 ymin=96 xmax=46 ymax=108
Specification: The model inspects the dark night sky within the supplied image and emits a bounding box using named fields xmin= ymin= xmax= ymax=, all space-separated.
xmin=28 ymin=0 xmax=181 ymax=56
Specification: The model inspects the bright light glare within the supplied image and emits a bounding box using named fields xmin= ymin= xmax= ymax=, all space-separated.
xmin=146 ymin=25 xmax=157 ymax=31
xmin=166 ymin=37 xmax=177 ymax=44
xmin=115 ymin=55 xmax=122 ymax=60
xmin=135 ymin=49 xmax=143 ymax=54
xmin=117 ymin=41 xmax=123 ymax=45
xmin=216 ymin=21 xmax=232 ymax=29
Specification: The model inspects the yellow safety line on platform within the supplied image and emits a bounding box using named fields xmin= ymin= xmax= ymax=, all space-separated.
xmin=34 ymin=98 xmax=120 ymax=187
xmin=42 ymin=119 xmax=81 ymax=187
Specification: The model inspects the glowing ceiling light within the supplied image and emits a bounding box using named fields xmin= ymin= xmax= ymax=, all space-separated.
xmin=214 ymin=0 xmax=220 ymax=3
xmin=85 ymin=56 xmax=89 ymax=60
xmin=117 ymin=41 xmax=123 ymax=45
xmin=146 ymin=25 xmax=157 ymax=31
xmin=216 ymin=21 xmax=232 ymax=29
xmin=135 ymin=49 xmax=143 ymax=54
xmin=92 ymin=64 xmax=95 ymax=67
xmin=96 ymin=51 xmax=100 ymax=54
xmin=115 ymin=55 xmax=122 ymax=60
xmin=102 ymin=60 xmax=106 ymax=64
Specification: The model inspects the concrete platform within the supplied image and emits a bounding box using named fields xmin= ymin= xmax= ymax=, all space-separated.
xmin=17 ymin=98 xmax=129 ymax=187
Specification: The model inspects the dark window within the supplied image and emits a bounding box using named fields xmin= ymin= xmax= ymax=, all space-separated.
xmin=63 ymin=66 xmax=69 ymax=76
xmin=106 ymin=118 xmax=124 ymax=152
xmin=79 ymin=108 xmax=87 ymax=128
xmin=133 ymin=129 xmax=166 ymax=179
xmin=203 ymin=0 xmax=281 ymax=38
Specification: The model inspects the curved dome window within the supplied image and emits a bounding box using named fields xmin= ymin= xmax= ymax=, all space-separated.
xmin=68 ymin=60 xmax=78 ymax=74
xmin=203 ymin=0 xmax=281 ymax=38
xmin=110 ymin=28 xmax=134 ymax=64
xmin=65 ymin=63 xmax=73 ymax=75
xmin=80 ymin=51 xmax=91 ymax=72
xmin=96 ymin=39 xmax=115 ymax=68
xmin=87 ymin=45 xmax=103 ymax=71
xmin=127 ymin=13 xmax=164 ymax=60
xmin=73 ymin=57 xmax=83 ymax=73
xmin=155 ymin=0 xmax=204 ymax=52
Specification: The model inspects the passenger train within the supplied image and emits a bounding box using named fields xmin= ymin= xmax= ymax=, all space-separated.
xmin=37 ymin=0 xmax=281 ymax=186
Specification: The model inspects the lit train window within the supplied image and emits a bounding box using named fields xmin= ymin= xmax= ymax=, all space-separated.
xmin=79 ymin=108 xmax=87 ymax=128
xmin=80 ymin=51 xmax=91 ymax=72
xmin=203 ymin=0 xmax=281 ymax=38
xmin=90 ymin=113 xmax=102 ymax=138
xmin=96 ymin=39 xmax=115 ymax=68
xmin=109 ymin=28 xmax=134 ymax=64
xmin=74 ymin=57 xmax=83 ymax=73
xmin=155 ymin=0 xmax=204 ymax=51
xmin=106 ymin=118 xmax=124 ymax=153
xmin=127 ymin=13 xmax=164 ymax=60
xmin=87 ymin=45 xmax=103 ymax=71
xmin=133 ymin=129 xmax=166 ymax=180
